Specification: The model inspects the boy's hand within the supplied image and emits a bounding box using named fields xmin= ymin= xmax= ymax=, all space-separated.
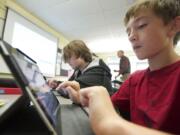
xmin=47 ymin=79 xmax=58 ymax=89
xmin=79 ymin=86 xmax=119 ymax=134
xmin=56 ymin=81 xmax=81 ymax=103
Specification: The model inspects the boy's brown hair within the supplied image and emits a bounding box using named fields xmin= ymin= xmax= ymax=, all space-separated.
xmin=118 ymin=50 xmax=124 ymax=54
xmin=63 ymin=40 xmax=92 ymax=63
xmin=124 ymin=0 xmax=180 ymax=45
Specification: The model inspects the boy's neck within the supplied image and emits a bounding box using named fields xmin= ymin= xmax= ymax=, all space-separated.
xmin=79 ymin=61 xmax=90 ymax=71
xmin=148 ymin=47 xmax=180 ymax=71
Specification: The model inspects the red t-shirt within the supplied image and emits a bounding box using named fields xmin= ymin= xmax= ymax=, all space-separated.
xmin=111 ymin=60 xmax=180 ymax=134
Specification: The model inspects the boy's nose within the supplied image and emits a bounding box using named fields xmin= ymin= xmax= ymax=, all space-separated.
xmin=128 ymin=30 xmax=138 ymax=42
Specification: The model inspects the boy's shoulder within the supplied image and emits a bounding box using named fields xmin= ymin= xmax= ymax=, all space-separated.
xmin=129 ymin=69 xmax=148 ymax=83
xmin=85 ymin=58 xmax=110 ymax=71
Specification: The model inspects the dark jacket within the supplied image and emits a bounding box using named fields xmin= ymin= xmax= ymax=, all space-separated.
xmin=60 ymin=59 xmax=113 ymax=97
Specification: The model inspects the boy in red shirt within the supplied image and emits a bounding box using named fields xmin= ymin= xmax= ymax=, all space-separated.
xmin=111 ymin=0 xmax=180 ymax=133
xmin=56 ymin=0 xmax=180 ymax=134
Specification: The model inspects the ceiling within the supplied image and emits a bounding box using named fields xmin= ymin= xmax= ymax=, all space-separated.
xmin=15 ymin=0 xmax=136 ymax=53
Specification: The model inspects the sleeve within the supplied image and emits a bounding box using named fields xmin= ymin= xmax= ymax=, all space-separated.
xmin=111 ymin=77 xmax=131 ymax=112
xmin=57 ymin=70 xmax=76 ymax=98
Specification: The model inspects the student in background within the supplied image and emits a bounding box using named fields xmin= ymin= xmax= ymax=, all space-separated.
xmin=49 ymin=40 xmax=113 ymax=95
xmin=114 ymin=50 xmax=131 ymax=81
xmin=56 ymin=0 xmax=180 ymax=134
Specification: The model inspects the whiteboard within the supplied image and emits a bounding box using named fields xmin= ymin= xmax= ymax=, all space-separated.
xmin=3 ymin=9 xmax=58 ymax=77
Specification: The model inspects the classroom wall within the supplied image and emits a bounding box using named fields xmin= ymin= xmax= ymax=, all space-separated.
xmin=1 ymin=0 xmax=180 ymax=77
xmin=0 ymin=0 xmax=69 ymax=78
xmin=97 ymin=44 xmax=180 ymax=75
xmin=6 ymin=0 xmax=69 ymax=48
xmin=97 ymin=50 xmax=134 ymax=61
xmin=97 ymin=43 xmax=180 ymax=63
xmin=175 ymin=45 xmax=180 ymax=54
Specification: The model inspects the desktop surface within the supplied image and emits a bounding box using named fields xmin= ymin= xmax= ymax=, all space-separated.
xmin=0 ymin=94 xmax=94 ymax=135
xmin=0 ymin=94 xmax=22 ymax=117
xmin=57 ymin=95 xmax=94 ymax=135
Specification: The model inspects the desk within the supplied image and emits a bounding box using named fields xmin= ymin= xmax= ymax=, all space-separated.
xmin=0 ymin=94 xmax=23 ymax=123
xmin=0 ymin=95 xmax=21 ymax=115
xmin=0 ymin=94 xmax=94 ymax=135
xmin=57 ymin=96 xmax=94 ymax=135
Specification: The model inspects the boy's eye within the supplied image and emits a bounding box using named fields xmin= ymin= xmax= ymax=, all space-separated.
xmin=138 ymin=23 xmax=147 ymax=29
xmin=126 ymin=28 xmax=130 ymax=36
xmin=127 ymin=31 xmax=130 ymax=37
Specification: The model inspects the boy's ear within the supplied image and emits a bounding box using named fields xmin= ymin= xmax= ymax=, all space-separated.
xmin=174 ymin=16 xmax=180 ymax=32
xmin=169 ymin=16 xmax=180 ymax=37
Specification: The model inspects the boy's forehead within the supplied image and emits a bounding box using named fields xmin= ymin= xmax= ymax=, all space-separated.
xmin=126 ymin=9 xmax=154 ymax=27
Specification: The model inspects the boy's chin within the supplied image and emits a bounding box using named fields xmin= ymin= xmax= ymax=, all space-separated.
xmin=136 ymin=55 xmax=147 ymax=60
